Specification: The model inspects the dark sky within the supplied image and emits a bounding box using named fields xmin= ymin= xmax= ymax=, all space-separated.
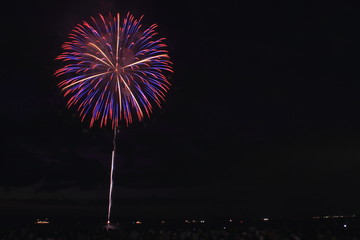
xmin=1 ymin=0 xmax=360 ymax=220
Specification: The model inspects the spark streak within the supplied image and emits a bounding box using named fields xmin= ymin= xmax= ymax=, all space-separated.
xmin=121 ymin=54 xmax=169 ymax=70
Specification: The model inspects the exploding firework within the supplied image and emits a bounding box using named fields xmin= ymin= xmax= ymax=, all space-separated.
xmin=54 ymin=12 xmax=173 ymax=226
xmin=55 ymin=12 xmax=173 ymax=128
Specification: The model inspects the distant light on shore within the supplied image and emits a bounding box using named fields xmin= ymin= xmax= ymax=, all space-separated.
xmin=35 ymin=218 xmax=49 ymax=224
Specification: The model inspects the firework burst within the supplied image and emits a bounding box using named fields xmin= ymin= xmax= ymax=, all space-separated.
xmin=54 ymin=12 xmax=173 ymax=226
xmin=55 ymin=12 xmax=173 ymax=128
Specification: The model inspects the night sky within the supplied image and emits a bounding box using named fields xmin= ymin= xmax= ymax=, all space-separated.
xmin=1 ymin=0 xmax=360 ymax=220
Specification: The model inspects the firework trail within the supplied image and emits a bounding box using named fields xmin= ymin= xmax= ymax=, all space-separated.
xmin=107 ymin=127 xmax=116 ymax=224
xmin=55 ymin=12 xmax=173 ymax=225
